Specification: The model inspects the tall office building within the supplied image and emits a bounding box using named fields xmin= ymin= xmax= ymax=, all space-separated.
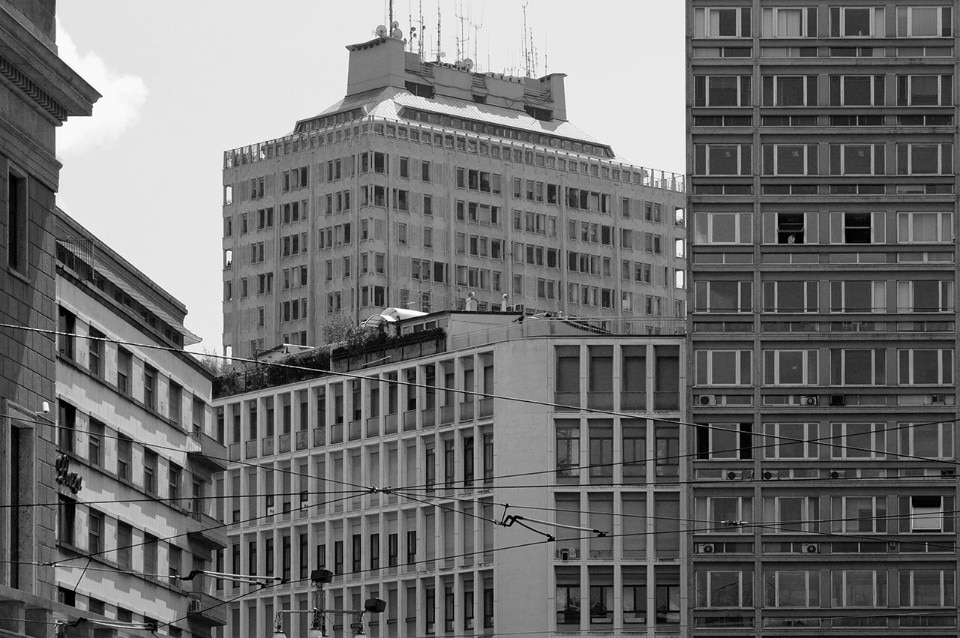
xmin=214 ymin=310 xmax=687 ymax=637
xmin=0 ymin=0 xmax=98 ymax=633
xmin=688 ymin=1 xmax=958 ymax=635
xmin=54 ymin=209 xmax=226 ymax=637
xmin=221 ymin=33 xmax=687 ymax=358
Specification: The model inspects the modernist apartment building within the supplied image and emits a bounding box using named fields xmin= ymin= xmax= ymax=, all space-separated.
xmin=213 ymin=311 xmax=687 ymax=637
xmin=0 ymin=0 xmax=98 ymax=635
xmin=54 ymin=209 xmax=226 ymax=637
xmin=221 ymin=33 xmax=687 ymax=359
xmin=688 ymin=1 xmax=959 ymax=635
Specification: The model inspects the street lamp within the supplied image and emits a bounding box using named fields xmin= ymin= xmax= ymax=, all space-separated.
xmin=271 ymin=569 xmax=385 ymax=638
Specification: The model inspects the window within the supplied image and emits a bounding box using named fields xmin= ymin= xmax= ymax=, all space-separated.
xmin=623 ymin=582 xmax=647 ymax=624
xmin=832 ymin=350 xmax=884 ymax=386
xmin=832 ymin=496 xmax=887 ymax=533
xmin=695 ymin=212 xmax=751 ymax=244
xmin=694 ymin=280 xmax=752 ymax=313
xmin=57 ymin=307 xmax=76 ymax=359
xmin=764 ymin=571 xmax=820 ymax=608
xmin=699 ymin=496 xmax=753 ymax=531
xmin=88 ymin=419 xmax=104 ymax=467
xmin=143 ymin=365 xmax=157 ymax=411
xmin=58 ymin=496 xmax=76 ymax=545
xmin=168 ymin=463 xmax=181 ymax=502
xmin=144 ymin=533 xmax=158 ymax=574
xmin=763 ymin=280 xmax=818 ymax=313
xmin=897 ymin=143 xmax=953 ymax=175
xmin=694 ymin=7 xmax=752 ymax=37
xmin=762 ymin=144 xmax=817 ymax=175
xmin=589 ymin=584 xmax=612 ymax=625
xmin=588 ymin=421 xmax=613 ymax=481
xmin=909 ymin=496 xmax=944 ymax=533
xmin=695 ymin=423 xmax=753 ymax=460
xmin=762 ymin=75 xmax=817 ymax=106
xmin=556 ymin=582 xmax=581 ymax=628
xmin=556 ymin=420 xmax=580 ymax=477
xmin=144 ymin=450 xmax=157 ymax=494
xmin=693 ymin=144 xmax=752 ymax=175
xmin=898 ymin=75 xmax=953 ymax=106
xmin=763 ymin=212 xmax=815 ymax=245
xmin=88 ymin=327 xmax=104 ymax=377
xmin=829 ymin=280 xmax=885 ymax=312
xmin=901 ymin=422 xmax=953 ymax=460
xmin=117 ymin=434 xmax=132 ymax=480
xmin=88 ymin=511 xmax=102 ymax=554
xmin=901 ymin=570 xmax=955 ymax=607
xmin=761 ymin=7 xmax=817 ymax=37
xmin=697 ymin=571 xmax=752 ymax=608
xmin=829 ymin=144 xmax=884 ymax=175
xmin=763 ymin=350 xmax=818 ymax=385
xmin=117 ymin=348 xmax=132 ymax=395
xmin=830 ymin=422 xmax=884 ymax=459
xmin=764 ymin=496 xmax=819 ymax=533
xmin=898 ymin=349 xmax=953 ymax=385
xmin=695 ymin=350 xmax=751 ymax=386
xmin=896 ymin=6 xmax=951 ymax=37
xmin=6 ymin=167 xmax=27 ymax=273
xmin=829 ymin=7 xmax=883 ymax=37
xmin=897 ymin=212 xmax=952 ymax=244
xmin=693 ymin=75 xmax=751 ymax=106
xmin=832 ymin=570 xmax=886 ymax=607
xmin=831 ymin=75 xmax=885 ymax=107
xmin=763 ymin=423 xmax=817 ymax=460
xmin=117 ymin=522 xmax=132 ymax=569
xmin=58 ymin=401 xmax=76 ymax=453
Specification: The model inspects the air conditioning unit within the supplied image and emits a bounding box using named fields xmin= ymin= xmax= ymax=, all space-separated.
xmin=698 ymin=395 xmax=717 ymax=406
xmin=696 ymin=543 xmax=716 ymax=554
xmin=568 ymin=548 xmax=579 ymax=559
xmin=762 ymin=470 xmax=778 ymax=480
xmin=829 ymin=395 xmax=845 ymax=406
xmin=931 ymin=394 xmax=947 ymax=405
xmin=265 ymin=506 xmax=276 ymax=516
xmin=802 ymin=543 xmax=819 ymax=554
xmin=725 ymin=470 xmax=743 ymax=480
xmin=829 ymin=470 xmax=844 ymax=479
xmin=558 ymin=548 xmax=570 ymax=560
xmin=800 ymin=395 xmax=818 ymax=406
xmin=941 ymin=469 xmax=957 ymax=478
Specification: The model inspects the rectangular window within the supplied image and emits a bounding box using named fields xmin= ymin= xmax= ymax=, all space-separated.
xmin=763 ymin=280 xmax=818 ymax=313
xmin=829 ymin=280 xmax=885 ymax=312
xmin=830 ymin=422 xmax=884 ymax=459
xmin=764 ymin=571 xmax=820 ymax=608
xmin=762 ymin=144 xmax=817 ymax=175
xmin=695 ymin=350 xmax=752 ymax=386
xmin=901 ymin=570 xmax=955 ymax=607
xmin=143 ymin=450 xmax=157 ymax=494
xmin=829 ymin=144 xmax=884 ymax=175
xmin=763 ymin=350 xmax=818 ymax=385
xmin=117 ymin=348 xmax=132 ymax=395
xmin=697 ymin=571 xmax=753 ymax=608
xmin=901 ymin=421 xmax=954 ymax=460
xmin=764 ymin=496 xmax=820 ymax=533
xmin=763 ymin=212 xmax=816 ymax=245
xmin=693 ymin=75 xmax=751 ymax=107
xmin=143 ymin=365 xmax=157 ymax=411
xmin=58 ymin=496 xmax=76 ymax=545
xmin=761 ymin=7 xmax=817 ymax=37
xmin=829 ymin=7 xmax=884 ymax=37
xmin=762 ymin=75 xmax=817 ymax=106
xmin=694 ymin=280 xmax=753 ymax=313
xmin=693 ymin=144 xmax=752 ymax=176
xmin=695 ymin=212 xmax=752 ymax=244
xmin=763 ymin=423 xmax=817 ymax=460
xmin=57 ymin=307 xmax=76 ymax=360
xmin=830 ymin=75 xmax=885 ymax=106
xmin=898 ymin=74 xmax=953 ymax=106
xmin=898 ymin=349 xmax=953 ymax=385
xmin=695 ymin=423 xmax=753 ymax=460
xmin=831 ymin=349 xmax=884 ymax=386
xmin=88 ymin=419 xmax=104 ymax=467
xmin=832 ymin=497 xmax=886 ymax=533
xmin=831 ymin=570 xmax=886 ymax=607
xmin=6 ymin=168 xmax=27 ymax=272
xmin=694 ymin=7 xmax=752 ymax=37
xmin=896 ymin=6 xmax=951 ymax=37
xmin=909 ymin=495 xmax=945 ymax=533
xmin=897 ymin=143 xmax=953 ymax=175
xmin=897 ymin=212 xmax=952 ymax=244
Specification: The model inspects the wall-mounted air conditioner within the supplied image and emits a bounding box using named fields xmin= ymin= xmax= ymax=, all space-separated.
xmin=265 ymin=506 xmax=276 ymax=515
xmin=696 ymin=543 xmax=716 ymax=554
xmin=725 ymin=470 xmax=743 ymax=480
xmin=698 ymin=395 xmax=717 ymax=406
xmin=800 ymin=395 xmax=818 ymax=406
xmin=802 ymin=543 xmax=819 ymax=554
xmin=762 ymin=470 xmax=778 ymax=480
xmin=829 ymin=395 xmax=845 ymax=406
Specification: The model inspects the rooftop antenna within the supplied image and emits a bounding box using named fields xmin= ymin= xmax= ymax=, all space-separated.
xmin=521 ymin=1 xmax=530 ymax=77
xmin=436 ymin=2 xmax=442 ymax=63
xmin=473 ymin=4 xmax=484 ymax=72
xmin=419 ymin=0 xmax=425 ymax=58
xmin=455 ymin=0 xmax=467 ymax=64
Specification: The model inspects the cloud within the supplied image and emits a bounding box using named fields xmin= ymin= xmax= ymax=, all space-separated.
xmin=56 ymin=19 xmax=148 ymax=157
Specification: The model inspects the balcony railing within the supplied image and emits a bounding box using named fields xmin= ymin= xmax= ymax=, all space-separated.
xmin=459 ymin=400 xmax=474 ymax=422
xmin=278 ymin=433 xmax=291 ymax=453
xmin=244 ymin=440 xmax=257 ymax=459
xmin=295 ymin=430 xmax=307 ymax=450
xmin=261 ymin=436 xmax=274 ymax=456
xmin=478 ymin=397 xmax=493 ymax=418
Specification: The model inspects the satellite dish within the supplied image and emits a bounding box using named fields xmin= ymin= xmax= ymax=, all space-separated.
xmin=463 ymin=58 xmax=474 ymax=71
xmin=392 ymin=21 xmax=400 ymax=28
xmin=391 ymin=28 xmax=404 ymax=38
xmin=375 ymin=24 xmax=387 ymax=37
xmin=439 ymin=51 xmax=446 ymax=58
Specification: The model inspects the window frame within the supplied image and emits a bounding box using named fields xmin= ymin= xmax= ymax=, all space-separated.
xmin=699 ymin=570 xmax=752 ymax=608
xmin=694 ymin=144 xmax=752 ymax=176
xmin=762 ymin=143 xmax=818 ymax=175
xmin=763 ymin=422 xmax=817 ymax=460
xmin=829 ymin=280 xmax=885 ymax=313
xmin=830 ymin=422 xmax=885 ymax=459
xmin=832 ymin=496 xmax=887 ymax=533
xmin=763 ymin=349 xmax=819 ymax=385
xmin=896 ymin=6 xmax=952 ymax=38
xmin=762 ymin=75 xmax=817 ymax=106
xmin=695 ymin=350 xmax=752 ymax=386
xmin=829 ymin=7 xmax=884 ymax=38
xmin=897 ymin=348 xmax=953 ymax=385
xmin=762 ymin=280 xmax=819 ymax=313
xmin=6 ymin=164 xmax=28 ymax=274
xmin=831 ymin=570 xmax=886 ymax=608
xmin=896 ymin=142 xmax=953 ymax=175
xmin=764 ymin=570 xmax=820 ymax=608
xmin=830 ymin=143 xmax=884 ymax=175
xmin=896 ymin=212 xmax=952 ymax=244
xmin=694 ymin=211 xmax=752 ymax=245
xmin=694 ymin=7 xmax=752 ymax=38
xmin=765 ymin=495 xmax=820 ymax=533
xmin=761 ymin=7 xmax=817 ymax=37
xmin=694 ymin=280 xmax=753 ymax=313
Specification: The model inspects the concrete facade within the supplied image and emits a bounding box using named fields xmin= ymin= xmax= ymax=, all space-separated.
xmin=687 ymin=1 xmax=960 ymax=635
xmin=53 ymin=209 xmax=226 ymax=637
xmin=0 ymin=0 xmax=97 ymax=635
xmin=221 ymin=35 xmax=687 ymax=359
xmin=214 ymin=312 xmax=688 ymax=637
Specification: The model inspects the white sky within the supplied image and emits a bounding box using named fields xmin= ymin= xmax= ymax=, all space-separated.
xmin=56 ymin=1 xmax=685 ymax=353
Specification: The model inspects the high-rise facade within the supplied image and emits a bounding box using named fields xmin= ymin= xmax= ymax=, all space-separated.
xmin=0 ymin=0 xmax=98 ymax=632
xmin=221 ymin=34 xmax=687 ymax=359
xmin=54 ymin=209 xmax=226 ymax=637
xmin=688 ymin=1 xmax=959 ymax=635
xmin=214 ymin=311 xmax=688 ymax=638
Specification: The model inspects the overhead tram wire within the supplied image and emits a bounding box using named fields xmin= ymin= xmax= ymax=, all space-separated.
xmin=6 ymin=321 xmax=960 ymax=473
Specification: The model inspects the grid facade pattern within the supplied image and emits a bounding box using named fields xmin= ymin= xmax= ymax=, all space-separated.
xmin=687 ymin=1 xmax=960 ymax=635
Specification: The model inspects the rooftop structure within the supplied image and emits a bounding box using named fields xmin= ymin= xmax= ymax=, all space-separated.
xmin=221 ymin=32 xmax=687 ymax=360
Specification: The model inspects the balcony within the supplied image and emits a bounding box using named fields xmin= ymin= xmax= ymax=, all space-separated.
xmin=459 ymin=400 xmax=474 ymax=422
xmin=366 ymin=416 xmax=380 ymax=437
xmin=188 ymin=429 xmax=227 ymax=472
xmin=278 ymin=432 xmax=291 ymax=453
xmin=384 ymin=412 xmax=398 ymax=434
xmin=188 ymin=502 xmax=227 ymax=549
xmin=440 ymin=405 xmax=455 ymax=425
xmin=313 ymin=426 xmax=325 ymax=447
xmin=261 ymin=436 xmax=275 ymax=456
xmin=478 ymin=397 xmax=493 ymax=418
xmin=244 ymin=440 xmax=257 ymax=459
xmin=348 ymin=419 xmax=361 ymax=440
xmin=402 ymin=410 xmax=417 ymax=431
xmin=295 ymin=430 xmax=307 ymax=450
xmin=188 ymin=590 xmax=227 ymax=627
xmin=228 ymin=443 xmax=240 ymax=461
